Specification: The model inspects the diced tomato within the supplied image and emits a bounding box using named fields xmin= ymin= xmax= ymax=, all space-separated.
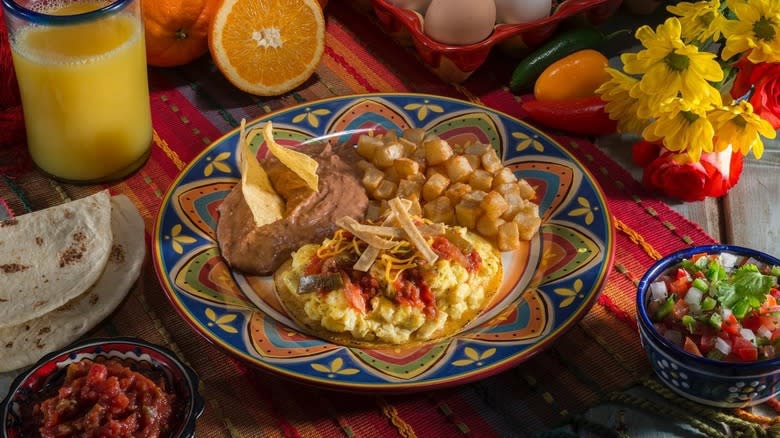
xmin=305 ymin=256 xmax=324 ymax=275
xmin=693 ymin=271 xmax=705 ymax=279
xmin=722 ymin=314 xmax=741 ymax=336
xmin=669 ymin=270 xmax=691 ymax=297
xmin=672 ymin=299 xmax=689 ymax=320
xmin=691 ymin=253 xmax=707 ymax=263
xmin=771 ymin=288 xmax=780 ymax=299
xmin=698 ymin=334 xmax=716 ymax=355
xmin=733 ymin=336 xmax=758 ymax=361
xmin=431 ymin=237 xmax=469 ymax=269
xmin=761 ymin=295 xmax=778 ymax=314
xmin=683 ymin=337 xmax=702 ymax=356
xmin=741 ymin=313 xmax=762 ymax=332
xmin=342 ymin=274 xmax=366 ymax=313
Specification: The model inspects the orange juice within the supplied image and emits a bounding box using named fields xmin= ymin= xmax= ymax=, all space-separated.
xmin=10 ymin=1 xmax=151 ymax=182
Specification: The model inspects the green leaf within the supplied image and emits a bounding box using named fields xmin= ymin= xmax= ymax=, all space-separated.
xmin=733 ymin=268 xmax=772 ymax=298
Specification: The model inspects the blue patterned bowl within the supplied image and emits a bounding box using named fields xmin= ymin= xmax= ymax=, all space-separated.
xmin=0 ymin=337 xmax=204 ymax=438
xmin=637 ymin=245 xmax=780 ymax=408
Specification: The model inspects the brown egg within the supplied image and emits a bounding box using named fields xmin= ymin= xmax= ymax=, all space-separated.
xmin=424 ymin=0 xmax=496 ymax=46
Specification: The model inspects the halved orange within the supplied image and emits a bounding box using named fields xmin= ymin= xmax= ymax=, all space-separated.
xmin=209 ymin=0 xmax=325 ymax=96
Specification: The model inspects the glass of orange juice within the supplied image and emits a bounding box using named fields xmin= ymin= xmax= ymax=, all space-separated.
xmin=2 ymin=0 xmax=152 ymax=182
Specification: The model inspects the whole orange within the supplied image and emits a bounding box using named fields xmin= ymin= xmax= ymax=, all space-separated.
xmin=143 ymin=0 xmax=219 ymax=67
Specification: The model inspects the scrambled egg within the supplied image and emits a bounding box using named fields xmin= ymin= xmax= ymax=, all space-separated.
xmin=280 ymin=228 xmax=500 ymax=344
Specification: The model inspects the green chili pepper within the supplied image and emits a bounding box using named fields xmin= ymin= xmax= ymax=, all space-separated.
xmin=509 ymin=27 xmax=625 ymax=93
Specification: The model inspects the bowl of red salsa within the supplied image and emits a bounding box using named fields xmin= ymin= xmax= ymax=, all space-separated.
xmin=637 ymin=245 xmax=780 ymax=408
xmin=1 ymin=337 xmax=204 ymax=438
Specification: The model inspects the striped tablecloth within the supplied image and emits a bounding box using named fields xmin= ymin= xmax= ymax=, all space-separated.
xmin=1 ymin=2 xmax=776 ymax=436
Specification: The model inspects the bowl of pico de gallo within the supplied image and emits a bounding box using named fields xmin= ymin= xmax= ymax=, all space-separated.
xmin=637 ymin=245 xmax=780 ymax=408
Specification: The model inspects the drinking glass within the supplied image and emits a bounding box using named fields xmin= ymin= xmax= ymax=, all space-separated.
xmin=2 ymin=0 xmax=152 ymax=182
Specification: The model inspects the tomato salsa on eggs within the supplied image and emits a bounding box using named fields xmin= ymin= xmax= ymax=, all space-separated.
xmin=647 ymin=252 xmax=780 ymax=362
xmin=22 ymin=358 xmax=177 ymax=438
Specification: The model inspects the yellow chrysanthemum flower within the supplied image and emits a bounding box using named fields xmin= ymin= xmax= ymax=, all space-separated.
xmin=622 ymin=18 xmax=723 ymax=116
xmin=722 ymin=0 xmax=780 ymax=62
xmin=668 ymin=0 xmax=726 ymax=43
xmin=642 ymin=98 xmax=716 ymax=162
xmin=595 ymin=68 xmax=649 ymax=133
xmin=709 ymin=101 xmax=777 ymax=159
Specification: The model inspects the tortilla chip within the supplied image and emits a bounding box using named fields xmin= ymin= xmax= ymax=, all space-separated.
xmin=239 ymin=120 xmax=285 ymax=227
xmin=261 ymin=122 xmax=319 ymax=192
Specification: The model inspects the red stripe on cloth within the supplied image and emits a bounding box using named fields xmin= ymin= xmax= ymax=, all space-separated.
xmin=598 ymin=294 xmax=637 ymax=327
xmin=324 ymin=46 xmax=380 ymax=94
xmin=325 ymin=18 xmax=407 ymax=93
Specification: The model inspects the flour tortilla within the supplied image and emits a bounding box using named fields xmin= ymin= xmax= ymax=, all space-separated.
xmin=0 ymin=191 xmax=113 ymax=328
xmin=0 ymin=195 xmax=145 ymax=372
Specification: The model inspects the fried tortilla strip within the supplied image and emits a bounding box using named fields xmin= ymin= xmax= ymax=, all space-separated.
xmin=350 ymin=222 xmax=445 ymax=239
xmin=389 ymin=197 xmax=438 ymax=264
xmin=335 ymin=216 xmax=395 ymax=250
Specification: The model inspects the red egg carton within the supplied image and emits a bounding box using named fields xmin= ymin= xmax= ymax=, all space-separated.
xmin=371 ymin=0 xmax=622 ymax=83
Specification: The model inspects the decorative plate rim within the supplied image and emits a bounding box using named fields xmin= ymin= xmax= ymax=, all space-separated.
xmin=151 ymin=92 xmax=616 ymax=392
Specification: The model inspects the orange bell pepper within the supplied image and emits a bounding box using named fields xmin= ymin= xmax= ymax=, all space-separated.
xmin=534 ymin=49 xmax=611 ymax=101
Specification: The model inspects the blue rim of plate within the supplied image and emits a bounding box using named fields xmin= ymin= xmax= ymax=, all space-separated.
xmin=152 ymin=93 xmax=615 ymax=392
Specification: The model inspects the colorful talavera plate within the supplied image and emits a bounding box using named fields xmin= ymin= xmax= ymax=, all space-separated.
xmin=152 ymin=93 xmax=615 ymax=392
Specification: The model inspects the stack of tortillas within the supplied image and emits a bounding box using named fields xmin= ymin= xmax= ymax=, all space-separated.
xmin=0 ymin=191 xmax=145 ymax=372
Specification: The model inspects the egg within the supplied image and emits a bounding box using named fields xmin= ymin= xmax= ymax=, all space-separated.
xmin=424 ymin=0 xmax=496 ymax=46
xmin=494 ymin=0 xmax=552 ymax=24
xmin=388 ymin=0 xmax=431 ymax=13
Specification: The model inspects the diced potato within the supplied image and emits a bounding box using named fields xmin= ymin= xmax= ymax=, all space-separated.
xmin=444 ymin=156 xmax=473 ymax=183
xmin=455 ymin=198 xmax=482 ymax=229
xmin=384 ymin=166 xmax=400 ymax=183
xmin=399 ymin=137 xmax=418 ymax=155
xmin=356 ymin=159 xmax=372 ymax=172
xmin=423 ymin=196 xmax=455 ymax=225
xmin=407 ymin=172 xmax=426 ymax=184
xmin=357 ymin=134 xmax=383 ymax=160
xmin=397 ymin=179 xmax=423 ymax=199
xmin=411 ymin=147 xmax=427 ymax=166
xmin=424 ymin=138 xmax=454 ymax=166
xmin=445 ymin=182 xmax=472 ymax=205
xmin=465 ymin=143 xmax=489 ymax=155
xmin=497 ymin=221 xmax=521 ymax=252
xmin=495 ymin=182 xmax=520 ymax=197
xmin=502 ymin=192 xmax=527 ymax=220
xmin=408 ymin=197 xmax=423 ymax=217
xmin=373 ymin=179 xmax=398 ymax=200
xmin=402 ymin=128 xmax=426 ymax=144
xmin=514 ymin=202 xmax=540 ymax=220
xmin=517 ymin=179 xmax=536 ymax=200
xmin=373 ymin=142 xmax=404 ymax=168
xmin=366 ymin=200 xmax=383 ymax=222
xmin=422 ymin=173 xmax=450 ymax=201
xmin=362 ymin=166 xmax=384 ymax=191
xmin=481 ymin=149 xmax=503 ymax=174
xmin=464 ymin=154 xmax=481 ymax=171
xmin=462 ymin=190 xmax=487 ymax=204
xmin=426 ymin=165 xmax=446 ymax=179
xmin=382 ymin=130 xmax=398 ymax=145
xmin=468 ymin=169 xmax=493 ymax=192
xmin=514 ymin=212 xmax=542 ymax=241
xmin=394 ymin=158 xmax=420 ymax=179
xmin=480 ymin=191 xmax=509 ymax=219
xmin=493 ymin=167 xmax=518 ymax=186
xmin=477 ymin=215 xmax=505 ymax=237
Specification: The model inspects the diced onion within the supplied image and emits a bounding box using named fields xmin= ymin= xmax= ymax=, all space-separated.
xmin=739 ymin=328 xmax=756 ymax=345
xmin=715 ymin=337 xmax=732 ymax=356
xmin=685 ymin=287 xmax=703 ymax=305
xmin=649 ymin=281 xmax=668 ymax=301
xmin=757 ymin=326 xmax=772 ymax=339
xmin=719 ymin=252 xmax=738 ymax=269
xmin=721 ymin=308 xmax=733 ymax=320
xmin=688 ymin=303 xmax=701 ymax=314
xmin=664 ymin=329 xmax=683 ymax=346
